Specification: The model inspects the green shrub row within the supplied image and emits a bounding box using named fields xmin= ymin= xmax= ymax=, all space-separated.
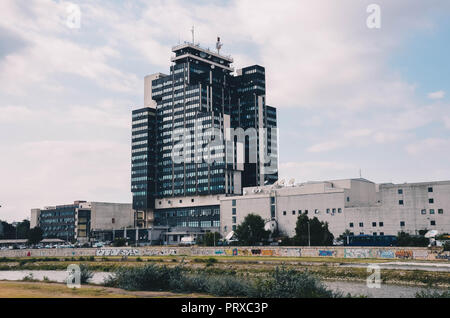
xmin=104 ymin=264 xmax=339 ymax=298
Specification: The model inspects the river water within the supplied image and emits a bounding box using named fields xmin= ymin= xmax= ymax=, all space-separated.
xmin=0 ymin=270 xmax=447 ymax=298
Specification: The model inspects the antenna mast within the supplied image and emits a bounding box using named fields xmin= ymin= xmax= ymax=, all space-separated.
xmin=216 ymin=36 xmax=223 ymax=54
xmin=191 ymin=25 xmax=195 ymax=44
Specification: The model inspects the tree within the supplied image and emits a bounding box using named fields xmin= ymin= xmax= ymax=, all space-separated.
xmin=27 ymin=227 xmax=43 ymax=245
xmin=0 ymin=221 xmax=16 ymax=239
xmin=199 ymin=232 xmax=221 ymax=246
xmin=16 ymin=220 xmax=30 ymax=239
xmin=294 ymin=215 xmax=334 ymax=246
xmin=338 ymin=230 xmax=353 ymax=244
xmin=235 ymin=214 xmax=270 ymax=246
xmin=397 ymin=232 xmax=429 ymax=247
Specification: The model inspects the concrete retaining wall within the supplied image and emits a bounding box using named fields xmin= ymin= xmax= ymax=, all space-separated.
xmin=1 ymin=246 xmax=449 ymax=260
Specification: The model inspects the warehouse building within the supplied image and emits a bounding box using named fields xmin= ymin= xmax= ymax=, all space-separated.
xmin=220 ymin=179 xmax=450 ymax=238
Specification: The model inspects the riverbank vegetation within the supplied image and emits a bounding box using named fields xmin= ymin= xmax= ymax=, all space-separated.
xmin=104 ymin=264 xmax=340 ymax=298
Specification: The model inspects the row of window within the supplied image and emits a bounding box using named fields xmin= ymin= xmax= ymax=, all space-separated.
xmin=421 ymin=209 xmax=444 ymax=215
xmin=398 ymin=187 xmax=434 ymax=195
xmin=399 ymin=198 xmax=435 ymax=205
xmin=350 ymin=220 xmax=438 ymax=228
xmin=282 ymin=208 xmax=340 ymax=216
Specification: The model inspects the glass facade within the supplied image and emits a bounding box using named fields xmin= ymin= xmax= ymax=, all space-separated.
xmin=131 ymin=108 xmax=157 ymax=211
xmin=39 ymin=204 xmax=91 ymax=241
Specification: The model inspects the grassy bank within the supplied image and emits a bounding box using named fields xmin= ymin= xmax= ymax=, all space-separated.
xmin=0 ymin=281 xmax=212 ymax=298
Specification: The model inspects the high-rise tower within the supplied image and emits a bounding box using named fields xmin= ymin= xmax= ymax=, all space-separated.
xmin=131 ymin=41 xmax=278 ymax=236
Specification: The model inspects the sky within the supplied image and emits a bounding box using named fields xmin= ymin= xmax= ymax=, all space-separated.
xmin=0 ymin=0 xmax=449 ymax=222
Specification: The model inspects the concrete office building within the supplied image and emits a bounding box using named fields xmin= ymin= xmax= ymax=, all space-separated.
xmin=31 ymin=201 xmax=134 ymax=242
xmin=220 ymin=179 xmax=450 ymax=238
xmin=131 ymin=39 xmax=278 ymax=242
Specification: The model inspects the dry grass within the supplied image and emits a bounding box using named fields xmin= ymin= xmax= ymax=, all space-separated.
xmin=0 ymin=281 xmax=212 ymax=298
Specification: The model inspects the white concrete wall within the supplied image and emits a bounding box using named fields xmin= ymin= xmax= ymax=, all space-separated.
xmin=90 ymin=202 xmax=134 ymax=231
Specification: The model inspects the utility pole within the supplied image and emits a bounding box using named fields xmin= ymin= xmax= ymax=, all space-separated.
xmin=308 ymin=220 xmax=311 ymax=247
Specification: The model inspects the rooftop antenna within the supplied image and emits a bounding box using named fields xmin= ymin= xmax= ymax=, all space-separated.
xmin=216 ymin=36 xmax=223 ymax=54
xmin=359 ymin=169 xmax=362 ymax=179
xmin=191 ymin=25 xmax=195 ymax=45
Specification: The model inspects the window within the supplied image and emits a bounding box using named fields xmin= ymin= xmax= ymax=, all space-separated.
xmin=304 ymin=210 xmax=308 ymax=215
xmin=232 ymin=208 xmax=236 ymax=215
xmin=298 ymin=210 xmax=302 ymax=214
xmin=430 ymin=209 xmax=435 ymax=214
xmin=379 ymin=222 xmax=384 ymax=227
xmin=438 ymin=209 xmax=444 ymax=214
xmin=232 ymin=217 xmax=236 ymax=224
xmin=326 ymin=209 xmax=330 ymax=214
xmin=271 ymin=206 xmax=276 ymax=218
xmin=373 ymin=233 xmax=377 ymax=236
xmin=179 ymin=200 xmax=182 ymax=203
xmin=372 ymin=222 xmax=377 ymax=227
xmin=421 ymin=209 xmax=427 ymax=215
xmin=359 ymin=222 xmax=364 ymax=227
xmin=399 ymin=200 xmax=404 ymax=205
xmin=292 ymin=210 xmax=296 ymax=215
xmin=338 ymin=208 xmax=342 ymax=213
xmin=315 ymin=209 xmax=319 ymax=214
xmin=191 ymin=199 xmax=194 ymax=203
xmin=232 ymin=225 xmax=236 ymax=231
xmin=283 ymin=211 xmax=286 ymax=216
xmin=347 ymin=197 xmax=350 ymax=202
xmin=112 ymin=218 xmax=115 ymax=224
xmin=400 ymin=221 xmax=405 ymax=226
xmin=429 ymin=198 xmax=434 ymax=204
xmin=270 ymin=197 xmax=275 ymax=204
xmin=232 ymin=200 xmax=236 ymax=207
xmin=428 ymin=187 xmax=433 ymax=193
xmin=430 ymin=220 xmax=436 ymax=226
xmin=398 ymin=189 xmax=403 ymax=194
xmin=380 ymin=232 xmax=384 ymax=236
xmin=349 ymin=223 xmax=354 ymax=228
xmin=332 ymin=208 xmax=336 ymax=214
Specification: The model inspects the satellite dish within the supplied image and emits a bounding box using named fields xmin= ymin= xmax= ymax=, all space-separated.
xmin=225 ymin=231 xmax=235 ymax=241
xmin=425 ymin=230 xmax=439 ymax=238
xmin=288 ymin=178 xmax=295 ymax=186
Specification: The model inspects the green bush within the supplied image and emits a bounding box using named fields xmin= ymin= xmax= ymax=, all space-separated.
xmin=80 ymin=264 xmax=94 ymax=284
xmin=104 ymin=264 xmax=338 ymax=298
xmin=416 ymin=289 xmax=450 ymax=298
xmin=251 ymin=267 xmax=336 ymax=298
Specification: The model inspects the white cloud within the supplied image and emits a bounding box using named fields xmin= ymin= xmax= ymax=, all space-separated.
xmin=280 ymin=161 xmax=358 ymax=183
xmin=428 ymin=90 xmax=445 ymax=99
xmin=406 ymin=138 xmax=450 ymax=155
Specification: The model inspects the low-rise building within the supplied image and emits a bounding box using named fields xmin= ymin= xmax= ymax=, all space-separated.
xmin=31 ymin=201 xmax=133 ymax=242
xmin=220 ymin=179 xmax=450 ymax=239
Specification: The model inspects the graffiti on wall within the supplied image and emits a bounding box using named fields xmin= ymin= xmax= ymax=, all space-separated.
xmin=413 ymin=250 xmax=429 ymax=259
xmin=344 ymin=249 xmax=376 ymax=258
xmin=96 ymin=249 xmax=141 ymax=257
xmin=436 ymin=252 xmax=450 ymax=260
xmin=318 ymin=250 xmax=336 ymax=257
xmin=395 ymin=250 xmax=413 ymax=259
xmin=278 ymin=248 xmax=301 ymax=257
xmin=378 ymin=250 xmax=395 ymax=259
